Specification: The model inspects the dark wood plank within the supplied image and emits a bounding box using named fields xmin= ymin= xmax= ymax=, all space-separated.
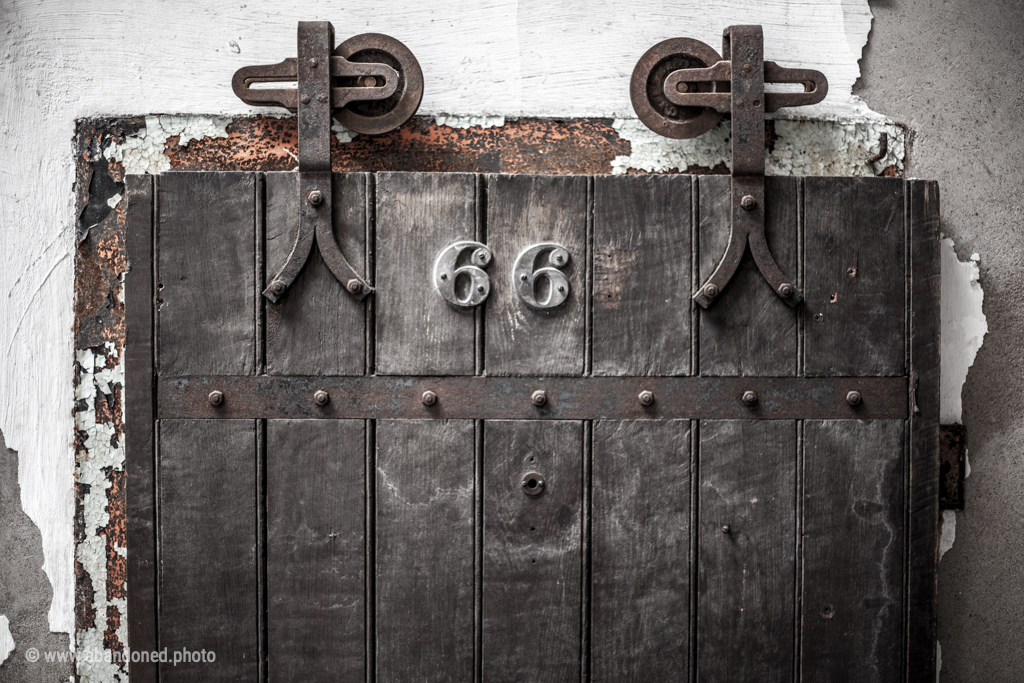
xmin=267 ymin=420 xmax=365 ymax=682
xmin=802 ymin=420 xmax=905 ymax=681
xmin=265 ymin=172 xmax=367 ymax=375
xmin=591 ymin=420 xmax=690 ymax=681
xmin=804 ymin=177 xmax=905 ymax=376
xmin=483 ymin=420 xmax=583 ymax=680
xmin=698 ymin=420 xmax=796 ymax=680
xmin=376 ymin=419 xmax=475 ymax=682
xmin=375 ymin=172 xmax=477 ymax=375
xmin=485 ymin=175 xmax=588 ymax=376
xmin=592 ymin=175 xmax=691 ymax=376
xmin=907 ymin=179 xmax=941 ymax=681
xmin=157 ymin=172 xmax=256 ymax=375
xmin=124 ymin=175 xmax=157 ymax=683
xmin=698 ymin=175 xmax=798 ymax=376
xmin=158 ymin=419 xmax=257 ymax=682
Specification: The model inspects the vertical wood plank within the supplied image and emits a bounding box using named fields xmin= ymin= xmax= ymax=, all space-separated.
xmin=804 ymin=177 xmax=905 ymax=376
xmin=802 ymin=420 xmax=905 ymax=682
xmin=125 ymin=175 xmax=157 ymax=683
xmin=157 ymin=172 xmax=256 ymax=375
xmin=591 ymin=420 xmax=690 ymax=681
xmin=158 ymin=419 xmax=257 ymax=682
xmin=698 ymin=420 xmax=796 ymax=680
xmin=698 ymin=175 xmax=798 ymax=376
xmin=592 ymin=175 xmax=691 ymax=376
xmin=485 ymin=175 xmax=588 ymax=376
xmin=376 ymin=420 xmax=475 ymax=682
xmin=907 ymin=179 xmax=941 ymax=681
xmin=265 ymin=172 xmax=367 ymax=375
xmin=483 ymin=420 xmax=583 ymax=680
xmin=375 ymin=172 xmax=477 ymax=375
xmin=267 ymin=420 xmax=365 ymax=682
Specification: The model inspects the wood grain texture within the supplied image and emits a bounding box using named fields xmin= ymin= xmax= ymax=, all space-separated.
xmin=265 ymin=172 xmax=367 ymax=375
xmin=907 ymin=180 xmax=941 ymax=681
xmin=375 ymin=172 xmax=478 ymax=375
xmin=376 ymin=420 xmax=475 ymax=682
xmin=267 ymin=420 xmax=365 ymax=682
xmin=157 ymin=172 xmax=256 ymax=375
xmin=124 ymin=175 xmax=157 ymax=683
xmin=802 ymin=419 xmax=905 ymax=682
xmin=592 ymin=175 xmax=691 ymax=376
xmin=483 ymin=420 xmax=583 ymax=681
xmin=158 ymin=419 xmax=257 ymax=682
xmin=803 ymin=177 xmax=905 ymax=376
xmin=485 ymin=175 xmax=588 ymax=376
xmin=698 ymin=175 xmax=798 ymax=376
xmin=698 ymin=420 xmax=796 ymax=681
xmin=591 ymin=420 xmax=690 ymax=681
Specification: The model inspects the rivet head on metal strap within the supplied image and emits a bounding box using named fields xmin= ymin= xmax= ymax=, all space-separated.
xmin=638 ymin=390 xmax=655 ymax=407
xmin=531 ymin=390 xmax=547 ymax=407
xmin=521 ymin=472 xmax=545 ymax=496
xmin=421 ymin=390 xmax=438 ymax=407
xmin=347 ymin=279 xmax=364 ymax=295
xmin=846 ymin=390 xmax=862 ymax=406
xmin=741 ymin=390 xmax=758 ymax=406
xmin=307 ymin=189 xmax=324 ymax=206
xmin=703 ymin=284 xmax=719 ymax=299
xmin=269 ymin=280 xmax=286 ymax=296
xmin=208 ymin=390 xmax=224 ymax=407
xmin=740 ymin=195 xmax=757 ymax=211
xmin=313 ymin=390 xmax=329 ymax=406
xmin=721 ymin=525 xmax=731 ymax=534
xmin=778 ymin=283 xmax=794 ymax=298
xmin=300 ymin=94 xmax=311 ymax=104
xmin=308 ymin=57 xmax=319 ymax=68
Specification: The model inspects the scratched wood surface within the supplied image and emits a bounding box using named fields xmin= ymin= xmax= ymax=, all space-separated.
xmin=803 ymin=177 xmax=905 ymax=376
xmin=375 ymin=172 xmax=478 ymax=375
xmin=158 ymin=419 xmax=257 ymax=682
xmin=697 ymin=419 xmax=796 ymax=680
xmin=485 ymin=175 xmax=588 ymax=376
xmin=591 ymin=420 xmax=691 ymax=681
xmin=265 ymin=172 xmax=368 ymax=375
xmin=157 ymin=172 xmax=256 ymax=375
xmin=592 ymin=175 xmax=692 ymax=376
xmin=266 ymin=419 xmax=365 ymax=682
xmin=483 ymin=420 xmax=583 ymax=681
xmin=698 ymin=175 xmax=798 ymax=376
xmin=376 ymin=419 xmax=476 ymax=682
xmin=801 ymin=420 xmax=905 ymax=681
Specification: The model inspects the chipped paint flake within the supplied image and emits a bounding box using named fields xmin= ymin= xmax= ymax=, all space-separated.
xmin=331 ymin=120 xmax=356 ymax=144
xmin=611 ymin=117 xmax=905 ymax=176
xmin=940 ymin=240 xmax=987 ymax=425
xmin=103 ymin=115 xmax=232 ymax=174
xmin=105 ymin=194 xmax=122 ymax=209
xmin=434 ymin=114 xmax=505 ymax=129
xmin=0 ymin=615 xmax=15 ymax=665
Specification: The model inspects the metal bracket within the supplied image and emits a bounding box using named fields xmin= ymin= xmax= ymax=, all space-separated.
xmin=631 ymin=25 xmax=828 ymax=309
xmin=233 ymin=22 xmax=423 ymax=302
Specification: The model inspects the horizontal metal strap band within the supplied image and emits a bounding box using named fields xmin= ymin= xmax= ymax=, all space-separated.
xmin=157 ymin=376 xmax=908 ymax=420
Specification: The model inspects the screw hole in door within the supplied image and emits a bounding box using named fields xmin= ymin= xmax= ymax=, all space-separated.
xmin=521 ymin=472 xmax=545 ymax=496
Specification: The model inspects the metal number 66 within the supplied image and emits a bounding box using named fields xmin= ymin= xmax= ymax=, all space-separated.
xmin=513 ymin=243 xmax=571 ymax=309
xmin=433 ymin=240 xmax=493 ymax=307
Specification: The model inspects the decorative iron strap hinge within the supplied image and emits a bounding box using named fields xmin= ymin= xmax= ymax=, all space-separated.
xmin=232 ymin=21 xmax=424 ymax=302
xmin=631 ymin=25 xmax=828 ymax=309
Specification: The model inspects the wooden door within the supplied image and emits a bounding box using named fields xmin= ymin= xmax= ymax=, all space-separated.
xmin=125 ymin=171 xmax=940 ymax=682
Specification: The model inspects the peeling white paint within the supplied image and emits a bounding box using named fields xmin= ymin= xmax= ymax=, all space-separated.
xmin=0 ymin=615 xmax=14 ymax=665
xmin=103 ymin=115 xmax=232 ymax=175
xmin=939 ymin=509 xmax=957 ymax=560
xmin=940 ymin=240 xmax=987 ymax=425
xmin=105 ymin=194 xmax=122 ymax=209
xmin=434 ymin=114 xmax=505 ymax=129
xmin=611 ymin=118 xmax=904 ymax=175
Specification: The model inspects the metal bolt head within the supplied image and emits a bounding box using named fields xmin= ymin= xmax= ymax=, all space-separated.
xmin=208 ymin=390 xmax=224 ymax=407
xmin=307 ymin=189 xmax=324 ymax=206
xmin=308 ymin=57 xmax=319 ymax=68
xmin=361 ymin=76 xmax=378 ymax=87
xmin=722 ymin=525 xmax=731 ymax=534
xmin=531 ymin=390 xmax=547 ymax=407
xmin=270 ymin=280 xmax=286 ymax=296
xmin=638 ymin=390 xmax=655 ymax=407
xmin=741 ymin=390 xmax=758 ymax=406
xmin=300 ymin=94 xmax=311 ymax=104
xmin=421 ymin=390 xmax=438 ymax=407
xmin=740 ymin=195 xmax=757 ymax=211
xmin=347 ymin=279 xmax=363 ymax=295
xmin=778 ymin=283 xmax=794 ymax=298
xmin=521 ymin=472 xmax=545 ymax=496
xmin=846 ymin=390 xmax=863 ymax=406
xmin=317 ymin=93 xmax=328 ymax=103
xmin=704 ymin=283 xmax=719 ymax=299
xmin=675 ymin=81 xmax=689 ymax=93
xmin=313 ymin=390 xmax=329 ymax=406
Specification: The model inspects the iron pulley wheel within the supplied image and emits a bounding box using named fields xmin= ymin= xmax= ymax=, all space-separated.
xmin=630 ymin=37 xmax=724 ymax=139
xmin=333 ymin=33 xmax=423 ymax=136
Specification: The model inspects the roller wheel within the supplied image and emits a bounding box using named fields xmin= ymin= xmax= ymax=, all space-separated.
xmin=630 ymin=38 xmax=724 ymax=139
xmin=333 ymin=33 xmax=423 ymax=136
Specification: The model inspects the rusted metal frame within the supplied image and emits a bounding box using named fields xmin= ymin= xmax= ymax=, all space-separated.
xmin=157 ymin=375 xmax=909 ymax=421
xmin=124 ymin=175 xmax=158 ymax=683
xmin=263 ymin=22 xmax=374 ymax=303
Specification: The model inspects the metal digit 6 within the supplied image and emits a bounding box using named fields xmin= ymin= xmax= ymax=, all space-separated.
xmin=433 ymin=241 xmax=493 ymax=308
xmin=513 ymin=243 xmax=571 ymax=310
